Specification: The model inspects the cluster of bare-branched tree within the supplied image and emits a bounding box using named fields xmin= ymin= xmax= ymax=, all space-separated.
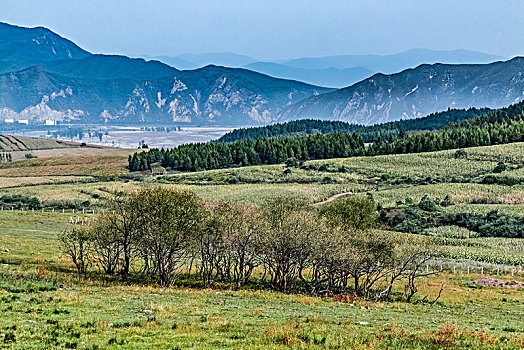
xmin=59 ymin=188 xmax=435 ymax=301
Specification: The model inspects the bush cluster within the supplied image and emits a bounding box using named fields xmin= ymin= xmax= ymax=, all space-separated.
xmin=0 ymin=195 xmax=41 ymax=210
xmin=59 ymin=188 xmax=433 ymax=300
xmin=380 ymin=195 xmax=524 ymax=238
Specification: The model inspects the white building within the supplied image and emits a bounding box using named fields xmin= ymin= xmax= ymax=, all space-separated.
xmin=4 ymin=119 xmax=14 ymax=124
xmin=17 ymin=119 xmax=29 ymax=125
xmin=45 ymin=119 xmax=56 ymax=126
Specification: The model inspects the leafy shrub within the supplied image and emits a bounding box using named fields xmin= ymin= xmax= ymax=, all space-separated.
xmin=320 ymin=176 xmax=333 ymax=184
xmin=493 ymin=161 xmax=507 ymax=173
xmin=43 ymin=200 xmax=91 ymax=210
xmin=440 ymin=194 xmax=455 ymax=207
xmin=481 ymin=175 xmax=521 ymax=186
xmin=454 ymin=149 xmax=467 ymax=159
xmin=418 ymin=195 xmax=437 ymax=212
xmin=24 ymin=153 xmax=37 ymax=159
xmin=0 ymin=195 xmax=41 ymax=210
xmin=454 ymin=210 xmax=524 ymax=238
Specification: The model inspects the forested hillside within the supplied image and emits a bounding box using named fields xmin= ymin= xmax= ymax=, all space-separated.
xmin=217 ymin=107 xmax=489 ymax=143
xmin=129 ymin=101 xmax=524 ymax=172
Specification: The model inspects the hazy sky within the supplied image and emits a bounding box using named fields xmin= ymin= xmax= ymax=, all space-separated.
xmin=1 ymin=0 xmax=523 ymax=60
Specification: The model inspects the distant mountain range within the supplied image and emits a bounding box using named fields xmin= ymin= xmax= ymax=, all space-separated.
xmin=0 ymin=22 xmax=522 ymax=127
xmin=0 ymin=22 xmax=331 ymax=125
xmin=278 ymin=58 xmax=524 ymax=124
xmin=148 ymin=49 xmax=505 ymax=88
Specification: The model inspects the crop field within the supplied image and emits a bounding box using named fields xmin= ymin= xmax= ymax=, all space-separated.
xmin=0 ymin=135 xmax=77 ymax=152
xmin=0 ymin=141 xmax=524 ymax=348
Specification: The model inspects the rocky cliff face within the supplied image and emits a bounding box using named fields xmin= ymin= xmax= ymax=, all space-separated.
xmin=278 ymin=58 xmax=524 ymax=124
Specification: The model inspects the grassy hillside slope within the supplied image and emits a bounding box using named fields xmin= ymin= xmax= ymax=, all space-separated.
xmin=0 ymin=140 xmax=523 ymax=348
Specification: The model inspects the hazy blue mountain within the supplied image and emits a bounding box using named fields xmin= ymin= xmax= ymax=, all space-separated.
xmin=278 ymin=58 xmax=524 ymax=125
xmin=176 ymin=52 xmax=257 ymax=68
xmin=44 ymin=55 xmax=178 ymax=80
xmin=147 ymin=49 xmax=505 ymax=88
xmin=0 ymin=23 xmax=332 ymax=125
xmin=143 ymin=55 xmax=198 ymax=70
xmin=0 ymin=22 xmax=89 ymax=63
xmin=0 ymin=63 xmax=331 ymax=125
xmin=243 ymin=62 xmax=373 ymax=88
xmin=283 ymin=49 xmax=505 ymax=73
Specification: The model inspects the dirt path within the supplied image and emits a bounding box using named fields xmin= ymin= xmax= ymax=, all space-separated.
xmin=313 ymin=191 xmax=353 ymax=206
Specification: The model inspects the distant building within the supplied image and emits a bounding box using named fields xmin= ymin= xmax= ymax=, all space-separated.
xmin=45 ymin=119 xmax=56 ymax=126
xmin=17 ymin=119 xmax=29 ymax=125
xmin=4 ymin=119 xmax=14 ymax=124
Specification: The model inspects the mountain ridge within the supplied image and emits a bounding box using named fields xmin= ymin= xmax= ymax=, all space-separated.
xmin=277 ymin=57 xmax=524 ymax=125
xmin=0 ymin=22 xmax=332 ymax=125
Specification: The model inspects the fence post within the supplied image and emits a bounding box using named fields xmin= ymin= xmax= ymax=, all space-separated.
xmin=481 ymin=266 xmax=484 ymax=275
xmin=453 ymin=266 xmax=456 ymax=273
xmin=497 ymin=267 xmax=500 ymax=276
xmin=467 ymin=266 xmax=470 ymax=274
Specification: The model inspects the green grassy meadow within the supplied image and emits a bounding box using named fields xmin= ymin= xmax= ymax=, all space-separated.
xmin=0 ymin=142 xmax=524 ymax=348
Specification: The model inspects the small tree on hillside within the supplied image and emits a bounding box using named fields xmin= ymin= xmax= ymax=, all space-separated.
xmin=58 ymin=226 xmax=93 ymax=274
xmin=135 ymin=188 xmax=205 ymax=286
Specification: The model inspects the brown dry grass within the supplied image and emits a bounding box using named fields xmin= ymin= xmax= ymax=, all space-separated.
xmin=0 ymin=147 xmax=137 ymax=176
xmin=0 ymin=175 xmax=94 ymax=188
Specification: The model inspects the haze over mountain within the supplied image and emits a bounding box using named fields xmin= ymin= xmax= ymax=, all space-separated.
xmin=1 ymin=22 xmax=522 ymax=127
xmin=278 ymin=58 xmax=524 ymax=124
xmin=142 ymin=52 xmax=257 ymax=71
xmin=148 ymin=49 xmax=505 ymax=88
xmin=0 ymin=22 xmax=331 ymax=125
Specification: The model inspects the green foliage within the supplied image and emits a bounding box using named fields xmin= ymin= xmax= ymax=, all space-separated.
xmin=217 ymin=108 xmax=488 ymax=144
xmin=0 ymin=194 xmax=41 ymax=210
xmin=418 ymin=195 xmax=437 ymax=212
xmin=129 ymin=132 xmax=365 ymax=172
xmin=454 ymin=149 xmax=467 ymax=159
xmin=42 ymin=199 xmax=91 ymax=210
xmin=455 ymin=210 xmax=524 ymax=238
xmin=320 ymin=195 xmax=378 ymax=231
xmin=131 ymin=101 xmax=524 ymax=173
xmin=493 ymin=161 xmax=507 ymax=173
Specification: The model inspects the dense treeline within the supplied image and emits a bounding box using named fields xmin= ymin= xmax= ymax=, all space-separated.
xmin=216 ymin=108 xmax=489 ymax=143
xmin=369 ymin=101 xmax=524 ymax=155
xmin=380 ymin=195 xmax=524 ymax=239
xmin=129 ymin=102 xmax=524 ymax=172
xmin=59 ymin=188 xmax=433 ymax=300
xmin=129 ymin=132 xmax=365 ymax=172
